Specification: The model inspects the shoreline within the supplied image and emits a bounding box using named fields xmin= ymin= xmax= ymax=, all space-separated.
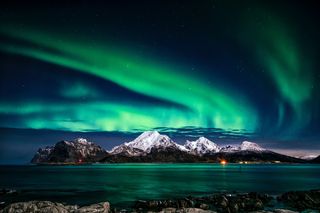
xmin=2 ymin=162 xmax=318 ymax=168
xmin=1 ymin=189 xmax=319 ymax=213
xmin=4 ymin=162 xmax=318 ymax=166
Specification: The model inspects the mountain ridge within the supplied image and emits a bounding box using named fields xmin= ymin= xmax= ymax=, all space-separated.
xmin=108 ymin=131 xmax=267 ymax=156
xmin=31 ymin=131 xmax=309 ymax=164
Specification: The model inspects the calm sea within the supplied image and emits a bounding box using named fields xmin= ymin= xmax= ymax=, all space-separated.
xmin=0 ymin=164 xmax=319 ymax=208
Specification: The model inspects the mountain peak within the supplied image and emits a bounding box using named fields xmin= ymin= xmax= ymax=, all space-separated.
xmin=185 ymin=137 xmax=220 ymax=155
xmin=133 ymin=131 xmax=160 ymax=142
xmin=197 ymin=137 xmax=214 ymax=144
xmin=240 ymin=141 xmax=265 ymax=151
xmin=74 ymin=138 xmax=91 ymax=145
xmin=120 ymin=131 xmax=184 ymax=153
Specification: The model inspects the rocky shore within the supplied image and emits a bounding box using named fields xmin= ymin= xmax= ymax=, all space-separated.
xmin=0 ymin=190 xmax=319 ymax=213
xmin=0 ymin=201 xmax=110 ymax=213
xmin=133 ymin=190 xmax=320 ymax=212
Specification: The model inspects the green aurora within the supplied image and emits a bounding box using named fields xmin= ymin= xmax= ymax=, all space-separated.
xmin=0 ymin=2 xmax=318 ymax=140
xmin=238 ymin=11 xmax=315 ymax=136
xmin=0 ymin=26 xmax=258 ymax=132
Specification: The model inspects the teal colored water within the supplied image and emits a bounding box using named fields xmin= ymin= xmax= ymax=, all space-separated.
xmin=0 ymin=164 xmax=320 ymax=208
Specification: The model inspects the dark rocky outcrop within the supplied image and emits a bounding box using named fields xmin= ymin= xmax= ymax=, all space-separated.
xmin=154 ymin=208 xmax=298 ymax=213
xmin=0 ymin=201 xmax=110 ymax=213
xmin=277 ymin=189 xmax=320 ymax=211
xmin=156 ymin=208 xmax=217 ymax=212
xmin=134 ymin=192 xmax=273 ymax=213
xmin=31 ymin=138 xmax=108 ymax=164
xmin=310 ymin=155 xmax=320 ymax=163
xmin=133 ymin=190 xmax=319 ymax=212
xmin=1 ymin=190 xmax=319 ymax=212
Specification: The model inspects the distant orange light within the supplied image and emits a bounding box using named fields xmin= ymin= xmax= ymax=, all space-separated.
xmin=220 ymin=160 xmax=227 ymax=165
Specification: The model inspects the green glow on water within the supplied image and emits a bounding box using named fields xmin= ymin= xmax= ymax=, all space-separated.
xmin=0 ymin=164 xmax=319 ymax=207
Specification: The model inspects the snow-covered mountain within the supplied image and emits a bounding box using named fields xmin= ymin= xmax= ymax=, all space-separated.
xmin=297 ymin=154 xmax=318 ymax=160
xmin=110 ymin=131 xmax=187 ymax=156
xmin=101 ymin=133 xmax=305 ymax=163
xmin=240 ymin=141 xmax=265 ymax=152
xmin=110 ymin=131 xmax=267 ymax=157
xmin=184 ymin=137 xmax=220 ymax=155
xmin=74 ymin=138 xmax=93 ymax=145
xmin=218 ymin=141 xmax=265 ymax=152
xmin=125 ymin=131 xmax=187 ymax=152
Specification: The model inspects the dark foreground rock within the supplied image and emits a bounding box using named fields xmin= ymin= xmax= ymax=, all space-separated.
xmin=156 ymin=208 xmax=217 ymax=212
xmin=249 ymin=210 xmax=298 ymax=213
xmin=134 ymin=190 xmax=320 ymax=212
xmin=154 ymin=209 xmax=299 ymax=213
xmin=0 ymin=201 xmax=110 ymax=213
xmin=277 ymin=189 xmax=320 ymax=211
xmin=0 ymin=203 xmax=300 ymax=213
xmin=311 ymin=155 xmax=320 ymax=163
xmin=1 ymin=190 xmax=319 ymax=213
xmin=135 ymin=192 xmax=273 ymax=213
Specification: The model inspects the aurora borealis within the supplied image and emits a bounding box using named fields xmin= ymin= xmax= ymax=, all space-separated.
xmin=0 ymin=0 xmax=319 ymax=162
xmin=0 ymin=25 xmax=257 ymax=131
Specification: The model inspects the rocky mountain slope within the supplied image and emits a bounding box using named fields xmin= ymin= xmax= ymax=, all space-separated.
xmin=184 ymin=137 xmax=220 ymax=155
xmin=311 ymin=155 xmax=320 ymax=163
xmin=31 ymin=138 xmax=108 ymax=164
xmin=110 ymin=131 xmax=187 ymax=156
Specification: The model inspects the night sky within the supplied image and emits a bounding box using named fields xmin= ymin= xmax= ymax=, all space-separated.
xmin=0 ymin=1 xmax=319 ymax=163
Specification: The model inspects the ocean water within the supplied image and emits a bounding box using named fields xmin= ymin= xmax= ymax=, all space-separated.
xmin=0 ymin=163 xmax=320 ymax=208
